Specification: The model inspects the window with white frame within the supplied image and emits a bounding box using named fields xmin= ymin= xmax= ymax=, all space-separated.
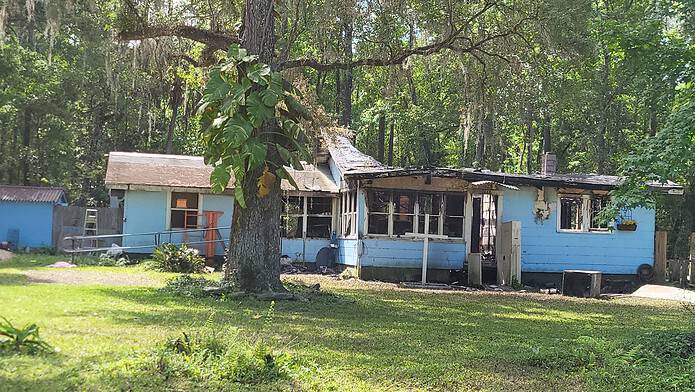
xmin=306 ymin=197 xmax=333 ymax=238
xmin=444 ymin=194 xmax=466 ymax=238
xmin=418 ymin=193 xmax=441 ymax=234
xmin=366 ymin=190 xmax=466 ymax=238
xmin=367 ymin=190 xmax=390 ymax=235
xmin=340 ymin=191 xmax=357 ymax=237
xmin=558 ymin=194 xmax=611 ymax=232
xmin=590 ymin=196 xmax=610 ymax=230
xmin=559 ymin=196 xmax=583 ymax=231
xmin=281 ymin=195 xmax=334 ymax=239
xmin=170 ymin=192 xmax=199 ymax=229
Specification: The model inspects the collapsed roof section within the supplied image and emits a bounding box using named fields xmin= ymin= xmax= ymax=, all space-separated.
xmin=343 ymin=166 xmax=683 ymax=193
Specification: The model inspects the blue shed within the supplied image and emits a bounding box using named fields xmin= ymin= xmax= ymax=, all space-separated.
xmin=0 ymin=185 xmax=67 ymax=250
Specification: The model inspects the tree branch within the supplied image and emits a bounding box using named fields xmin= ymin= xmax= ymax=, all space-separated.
xmin=276 ymin=1 xmax=504 ymax=71
xmin=118 ymin=25 xmax=239 ymax=51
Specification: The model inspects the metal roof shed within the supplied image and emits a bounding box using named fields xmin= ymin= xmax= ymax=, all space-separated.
xmin=0 ymin=185 xmax=67 ymax=250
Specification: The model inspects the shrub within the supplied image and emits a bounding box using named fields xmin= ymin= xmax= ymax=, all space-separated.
xmin=151 ymin=243 xmax=205 ymax=273
xmin=0 ymin=317 xmax=53 ymax=354
xmin=107 ymin=309 xmax=301 ymax=389
xmin=160 ymin=275 xmax=218 ymax=298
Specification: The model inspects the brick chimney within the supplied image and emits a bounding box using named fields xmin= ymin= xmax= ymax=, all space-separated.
xmin=541 ymin=152 xmax=557 ymax=176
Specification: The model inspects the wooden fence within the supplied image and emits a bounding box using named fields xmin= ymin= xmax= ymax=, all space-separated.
xmin=664 ymin=233 xmax=695 ymax=288
xmin=52 ymin=206 xmax=123 ymax=253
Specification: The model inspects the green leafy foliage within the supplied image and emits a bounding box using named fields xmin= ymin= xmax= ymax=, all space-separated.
xmin=160 ymin=274 xmax=217 ymax=298
xmin=200 ymin=44 xmax=310 ymax=207
xmin=151 ymin=243 xmax=205 ymax=273
xmin=527 ymin=332 xmax=695 ymax=391
xmin=0 ymin=317 xmax=53 ymax=355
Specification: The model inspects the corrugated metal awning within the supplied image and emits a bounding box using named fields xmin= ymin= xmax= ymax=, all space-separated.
xmin=0 ymin=185 xmax=67 ymax=203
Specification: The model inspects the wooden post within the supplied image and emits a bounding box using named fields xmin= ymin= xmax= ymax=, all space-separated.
xmin=654 ymin=231 xmax=667 ymax=284
xmin=689 ymin=233 xmax=695 ymax=286
xmin=421 ymin=213 xmax=430 ymax=285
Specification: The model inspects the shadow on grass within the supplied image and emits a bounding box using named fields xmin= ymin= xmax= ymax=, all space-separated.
xmin=0 ymin=273 xmax=29 ymax=286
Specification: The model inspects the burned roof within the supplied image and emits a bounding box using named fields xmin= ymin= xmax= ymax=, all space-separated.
xmin=0 ymin=185 xmax=67 ymax=203
xmin=326 ymin=135 xmax=387 ymax=175
xmin=105 ymin=152 xmax=338 ymax=194
xmin=344 ymin=166 xmax=683 ymax=192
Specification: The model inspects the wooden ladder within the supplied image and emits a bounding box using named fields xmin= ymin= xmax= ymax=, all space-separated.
xmin=84 ymin=209 xmax=98 ymax=247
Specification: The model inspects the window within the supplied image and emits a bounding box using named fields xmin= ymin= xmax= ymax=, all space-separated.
xmin=393 ymin=191 xmax=415 ymax=235
xmin=170 ymin=192 xmax=199 ymax=229
xmin=558 ymin=194 xmax=611 ymax=233
xmin=418 ymin=193 xmax=441 ymax=235
xmin=367 ymin=191 xmax=390 ymax=235
xmin=340 ymin=191 xmax=357 ymax=237
xmin=281 ymin=195 xmax=334 ymax=239
xmin=444 ymin=194 xmax=465 ymax=238
xmin=306 ymin=197 xmax=332 ymax=238
xmin=366 ymin=190 xmax=466 ymax=238
xmin=281 ymin=196 xmax=304 ymax=238
xmin=590 ymin=196 xmax=610 ymax=231
xmin=559 ymin=197 xmax=583 ymax=231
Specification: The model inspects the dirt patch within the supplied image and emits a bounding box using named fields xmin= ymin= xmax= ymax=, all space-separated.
xmin=24 ymin=270 xmax=159 ymax=287
xmin=0 ymin=249 xmax=13 ymax=262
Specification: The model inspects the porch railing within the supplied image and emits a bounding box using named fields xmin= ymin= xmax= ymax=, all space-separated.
xmin=63 ymin=226 xmax=232 ymax=261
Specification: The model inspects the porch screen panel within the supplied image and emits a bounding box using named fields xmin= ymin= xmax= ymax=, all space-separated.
xmin=418 ymin=193 xmax=441 ymax=234
xmin=393 ymin=191 xmax=415 ymax=235
xmin=367 ymin=190 xmax=390 ymax=235
xmin=281 ymin=196 xmax=304 ymax=238
xmin=306 ymin=197 xmax=332 ymax=238
xmin=444 ymin=194 xmax=465 ymax=238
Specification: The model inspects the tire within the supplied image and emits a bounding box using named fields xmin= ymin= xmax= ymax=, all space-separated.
xmin=637 ymin=263 xmax=655 ymax=283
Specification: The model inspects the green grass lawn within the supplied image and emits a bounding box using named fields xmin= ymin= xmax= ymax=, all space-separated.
xmin=1 ymin=254 xmax=693 ymax=391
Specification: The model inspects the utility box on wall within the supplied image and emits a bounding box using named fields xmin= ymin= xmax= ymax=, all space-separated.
xmin=497 ymin=221 xmax=521 ymax=286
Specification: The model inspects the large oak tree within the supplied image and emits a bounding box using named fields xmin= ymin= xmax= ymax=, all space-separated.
xmin=116 ymin=0 xmax=539 ymax=293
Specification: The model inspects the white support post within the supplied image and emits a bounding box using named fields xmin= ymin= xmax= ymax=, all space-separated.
xmin=422 ymin=213 xmax=430 ymax=284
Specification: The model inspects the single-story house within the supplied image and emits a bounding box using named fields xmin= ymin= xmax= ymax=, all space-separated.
xmin=104 ymin=136 xmax=682 ymax=285
xmin=0 ymin=185 xmax=68 ymax=250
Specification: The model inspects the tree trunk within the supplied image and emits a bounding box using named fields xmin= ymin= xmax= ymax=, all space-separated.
xmin=224 ymin=0 xmax=284 ymax=292
xmin=340 ymin=21 xmax=353 ymax=127
xmin=377 ymin=113 xmax=386 ymax=162
xmin=21 ymin=109 xmax=31 ymax=185
xmin=387 ymin=121 xmax=394 ymax=166
xmin=542 ymin=112 xmax=551 ymax=153
xmin=525 ymin=108 xmax=534 ymax=174
xmin=165 ymin=75 xmax=183 ymax=154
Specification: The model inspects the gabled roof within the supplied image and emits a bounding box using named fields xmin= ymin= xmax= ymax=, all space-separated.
xmin=105 ymin=152 xmax=338 ymax=194
xmin=326 ymin=135 xmax=386 ymax=175
xmin=0 ymin=185 xmax=67 ymax=203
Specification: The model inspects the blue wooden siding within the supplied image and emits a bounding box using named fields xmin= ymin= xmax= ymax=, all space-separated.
xmin=502 ymin=186 xmax=655 ymax=274
xmin=280 ymin=238 xmax=331 ymax=262
xmin=359 ymin=238 xmax=466 ymax=269
xmin=337 ymin=239 xmax=358 ymax=266
xmin=0 ymin=201 xmax=54 ymax=248
xmin=123 ymin=190 xmax=235 ymax=256
xmin=122 ymin=190 xmax=167 ymax=252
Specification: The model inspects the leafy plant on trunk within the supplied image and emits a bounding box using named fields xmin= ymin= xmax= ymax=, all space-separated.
xmin=199 ymin=44 xmax=310 ymax=208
